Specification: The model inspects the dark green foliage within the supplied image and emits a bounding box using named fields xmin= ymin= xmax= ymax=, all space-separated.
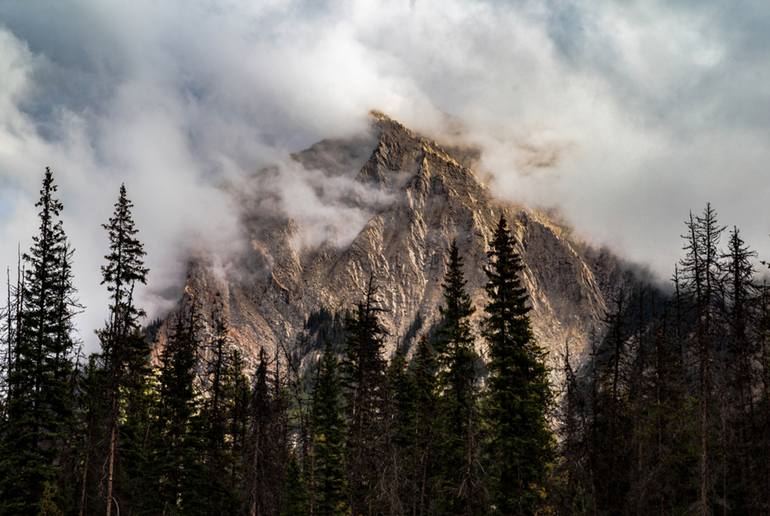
xmin=409 ymin=336 xmax=440 ymax=515
xmin=115 ymin=330 xmax=159 ymax=515
xmin=341 ymin=276 xmax=388 ymax=514
xmin=482 ymin=215 xmax=554 ymax=514
xmin=246 ymin=346 xmax=289 ymax=515
xmin=97 ymin=183 xmax=150 ymax=516
xmin=0 ymin=168 xmax=78 ymax=515
xmin=401 ymin=311 xmax=424 ymax=353
xmin=304 ymin=307 xmax=347 ymax=354
xmin=154 ymin=303 xmax=204 ymax=514
xmin=435 ymin=241 xmax=484 ymax=514
xmin=198 ymin=305 xmax=247 ymax=514
xmin=11 ymin=169 xmax=770 ymax=516
xmin=282 ymin=453 xmax=309 ymax=516
xmin=311 ymin=342 xmax=350 ymax=515
xmin=100 ymin=184 xmax=149 ymax=351
xmin=549 ymin=204 xmax=770 ymax=515
xmin=384 ymin=343 xmax=417 ymax=514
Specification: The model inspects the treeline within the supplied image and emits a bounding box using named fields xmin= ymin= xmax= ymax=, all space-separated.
xmin=555 ymin=203 xmax=770 ymax=514
xmin=3 ymin=169 xmax=770 ymax=516
xmin=0 ymin=169 xmax=552 ymax=515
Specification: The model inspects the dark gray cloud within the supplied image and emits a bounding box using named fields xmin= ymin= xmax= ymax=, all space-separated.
xmin=1 ymin=0 xmax=770 ymax=348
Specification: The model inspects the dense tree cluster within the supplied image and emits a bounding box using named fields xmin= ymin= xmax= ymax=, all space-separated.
xmin=552 ymin=203 xmax=770 ymax=515
xmin=3 ymin=169 xmax=766 ymax=515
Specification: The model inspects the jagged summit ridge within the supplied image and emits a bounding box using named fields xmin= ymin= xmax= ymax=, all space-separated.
xmin=174 ymin=113 xmax=631 ymax=365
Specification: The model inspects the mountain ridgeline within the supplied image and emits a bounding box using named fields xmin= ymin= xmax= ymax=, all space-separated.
xmin=4 ymin=117 xmax=770 ymax=514
xmin=173 ymin=112 xmax=645 ymax=368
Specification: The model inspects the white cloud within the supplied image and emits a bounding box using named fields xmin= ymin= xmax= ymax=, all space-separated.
xmin=1 ymin=0 xmax=770 ymax=348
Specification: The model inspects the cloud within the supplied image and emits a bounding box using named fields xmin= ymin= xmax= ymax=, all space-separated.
xmin=1 ymin=0 xmax=770 ymax=349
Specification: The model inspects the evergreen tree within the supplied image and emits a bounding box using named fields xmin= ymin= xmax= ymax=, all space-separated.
xmin=384 ymin=342 xmax=416 ymax=514
xmin=114 ymin=329 xmax=158 ymax=516
xmin=312 ymin=342 xmax=349 ymax=516
xmin=719 ymin=226 xmax=759 ymax=511
xmin=154 ymin=302 xmax=204 ymax=514
xmin=409 ymin=335 xmax=440 ymax=516
xmin=97 ymin=183 xmax=149 ymax=516
xmin=482 ymin=215 xmax=554 ymax=514
xmin=0 ymin=168 xmax=78 ymax=515
xmin=435 ymin=241 xmax=483 ymax=514
xmin=590 ymin=291 xmax=634 ymax=512
xmin=246 ymin=346 xmax=287 ymax=516
xmin=552 ymin=338 xmax=592 ymax=514
xmin=680 ymin=204 xmax=725 ymax=514
xmin=342 ymin=276 xmax=388 ymax=514
xmin=282 ymin=452 xmax=309 ymax=516
xmin=756 ymin=281 xmax=770 ymax=511
xmin=198 ymin=304 xmax=248 ymax=514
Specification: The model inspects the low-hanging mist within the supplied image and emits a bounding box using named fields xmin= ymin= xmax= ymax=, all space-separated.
xmin=1 ymin=0 xmax=770 ymax=350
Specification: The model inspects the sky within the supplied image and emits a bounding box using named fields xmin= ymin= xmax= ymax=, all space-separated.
xmin=1 ymin=0 xmax=770 ymax=349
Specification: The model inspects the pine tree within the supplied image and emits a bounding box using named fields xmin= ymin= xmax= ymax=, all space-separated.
xmin=482 ymin=215 xmax=554 ymax=514
xmin=680 ymin=204 xmax=725 ymax=514
xmin=720 ymin=226 xmax=758 ymax=511
xmin=0 ymin=168 xmax=78 ymax=515
xmin=385 ymin=342 xmax=416 ymax=514
xmin=410 ymin=335 xmax=440 ymax=516
xmin=247 ymin=346 xmax=284 ymax=516
xmin=154 ymin=302 xmax=203 ymax=514
xmin=197 ymin=304 xmax=249 ymax=514
xmin=342 ymin=276 xmax=388 ymax=514
xmin=435 ymin=241 xmax=483 ymax=514
xmin=756 ymin=281 xmax=770 ymax=511
xmin=114 ymin=329 xmax=158 ymax=516
xmin=590 ymin=291 xmax=633 ymax=512
xmin=282 ymin=452 xmax=309 ymax=516
xmin=1 ymin=256 xmax=24 ymax=422
xmin=97 ymin=183 xmax=149 ymax=516
xmin=312 ymin=342 xmax=349 ymax=516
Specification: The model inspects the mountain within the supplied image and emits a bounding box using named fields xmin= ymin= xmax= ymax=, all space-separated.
xmin=165 ymin=112 xmax=647 ymax=367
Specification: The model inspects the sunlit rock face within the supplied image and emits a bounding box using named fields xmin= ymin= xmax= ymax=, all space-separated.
xmin=169 ymin=112 xmax=644 ymax=368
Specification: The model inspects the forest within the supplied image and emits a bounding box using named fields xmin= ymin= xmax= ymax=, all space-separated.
xmin=2 ymin=167 xmax=770 ymax=516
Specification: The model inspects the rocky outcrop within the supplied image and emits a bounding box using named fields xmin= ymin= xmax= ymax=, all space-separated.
xmin=172 ymin=112 xmax=640 ymax=367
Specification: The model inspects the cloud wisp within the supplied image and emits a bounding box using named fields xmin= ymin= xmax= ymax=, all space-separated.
xmin=1 ymin=0 xmax=770 ymax=348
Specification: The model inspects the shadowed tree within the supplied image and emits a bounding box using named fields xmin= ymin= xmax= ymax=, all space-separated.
xmin=680 ymin=204 xmax=724 ymax=514
xmin=482 ymin=215 xmax=554 ymax=515
xmin=342 ymin=276 xmax=387 ymax=514
xmin=96 ymin=184 xmax=149 ymax=516
xmin=435 ymin=241 xmax=484 ymax=514
xmin=312 ymin=342 xmax=350 ymax=516
xmin=1 ymin=168 xmax=78 ymax=515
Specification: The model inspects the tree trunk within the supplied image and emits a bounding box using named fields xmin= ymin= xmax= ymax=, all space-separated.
xmin=106 ymin=395 xmax=118 ymax=516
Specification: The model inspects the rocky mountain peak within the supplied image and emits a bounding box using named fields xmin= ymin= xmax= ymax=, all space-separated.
xmin=170 ymin=113 xmax=638 ymax=368
xmin=360 ymin=110 xmax=478 ymax=189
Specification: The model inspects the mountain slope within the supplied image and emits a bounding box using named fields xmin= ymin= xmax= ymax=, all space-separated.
xmin=172 ymin=112 xmax=640 ymax=366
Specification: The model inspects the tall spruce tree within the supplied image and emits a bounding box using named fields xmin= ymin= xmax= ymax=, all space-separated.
xmin=552 ymin=338 xmax=592 ymax=514
xmin=154 ymin=302 xmax=204 ymax=514
xmin=384 ymin=342 xmax=417 ymax=514
xmin=0 ymin=168 xmax=78 ymax=515
xmin=115 ymin=328 xmax=158 ymax=516
xmin=757 ymin=281 xmax=770 ymax=511
xmin=680 ymin=204 xmax=725 ymax=514
xmin=247 ymin=346 xmax=287 ymax=516
xmin=410 ymin=335 xmax=440 ymax=516
xmin=342 ymin=276 xmax=388 ymax=514
xmin=482 ymin=215 xmax=553 ymax=514
xmin=720 ymin=226 xmax=758 ymax=511
xmin=282 ymin=452 xmax=309 ymax=516
xmin=199 ymin=305 xmax=248 ymax=514
xmin=436 ymin=241 xmax=483 ymax=514
xmin=312 ymin=342 xmax=349 ymax=516
xmin=97 ymin=184 xmax=149 ymax=516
